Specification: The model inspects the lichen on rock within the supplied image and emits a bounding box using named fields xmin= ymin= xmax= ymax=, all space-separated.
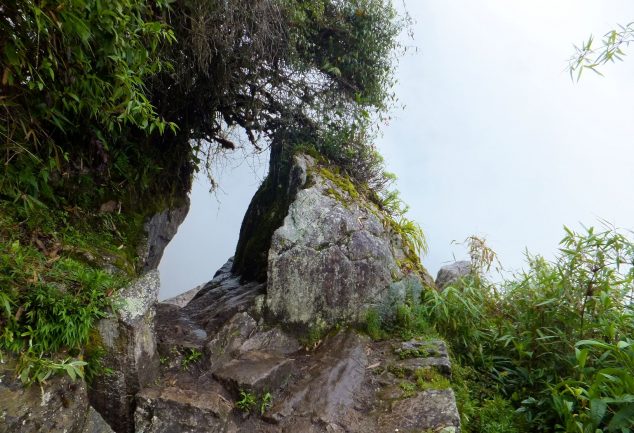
xmin=265 ymin=153 xmax=433 ymax=329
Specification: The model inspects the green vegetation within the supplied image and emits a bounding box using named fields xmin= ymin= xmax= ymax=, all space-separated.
xmin=570 ymin=22 xmax=634 ymax=79
xmin=365 ymin=226 xmax=634 ymax=432
xmin=181 ymin=348 xmax=203 ymax=370
xmin=415 ymin=367 xmax=451 ymax=391
xmin=235 ymin=389 xmax=273 ymax=415
xmin=0 ymin=204 xmax=135 ymax=384
xmin=1 ymin=0 xmax=410 ymax=383
xmin=235 ymin=390 xmax=257 ymax=413
xmin=424 ymin=227 xmax=634 ymax=432
xmin=260 ymin=391 xmax=273 ymax=415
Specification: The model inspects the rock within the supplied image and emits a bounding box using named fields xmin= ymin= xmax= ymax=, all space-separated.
xmin=397 ymin=339 xmax=449 ymax=358
xmin=161 ymin=283 xmax=204 ymax=307
xmin=213 ymin=351 xmax=293 ymax=395
xmin=393 ymin=339 xmax=452 ymax=377
xmin=266 ymin=154 xmax=431 ymax=327
xmin=378 ymin=389 xmax=461 ymax=432
xmin=138 ymin=201 xmax=190 ymax=273
xmin=435 ymin=261 xmax=472 ymax=290
xmin=205 ymin=312 xmax=257 ymax=371
xmin=267 ymin=331 xmax=368 ymax=426
xmin=182 ymin=259 xmax=265 ymax=334
xmin=135 ymin=382 xmax=233 ymax=433
xmin=154 ymin=302 xmax=208 ymax=370
xmin=232 ymin=142 xmax=309 ymax=282
xmin=393 ymin=356 xmax=452 ymax=378
xmin=82 ymin=407 xmax=115 ymax=433
xmin=0 ymin=360 xmax=112 ymax=433
xmin=89 ymin=271 xmax=161 ymax=433
xmin=238 ymin=327 xmax=301 ymax=357
xmin=161 ymin=258 xmax=238 ymax=308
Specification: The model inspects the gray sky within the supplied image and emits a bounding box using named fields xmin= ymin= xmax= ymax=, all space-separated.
xmin=159 ymin=1 xmax=634 ymax=299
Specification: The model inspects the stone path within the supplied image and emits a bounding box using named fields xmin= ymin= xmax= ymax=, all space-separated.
xmin=138 ymin=261 xmax=462 ymax=433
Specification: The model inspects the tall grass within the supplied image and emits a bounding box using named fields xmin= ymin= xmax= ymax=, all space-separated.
xmin=422 ymin=226 xmax=634 ymax=432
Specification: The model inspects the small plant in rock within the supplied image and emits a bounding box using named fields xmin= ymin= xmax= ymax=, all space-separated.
xmin=236 ymin=390 xmax=257 ymax=413
xmin=415 ymin=367 xmax=450 ymax=391
xmin=260 ymin=392 xmax=273 ymax=415
xmin=399 ymin=380 xmax=417 ymax=398
xmin=181 ymin=348 xmax=202 ymax=370
xmin=365 ymin=308 xmax=384 ymax=340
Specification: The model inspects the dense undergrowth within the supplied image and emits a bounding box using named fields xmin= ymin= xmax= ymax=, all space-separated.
xmin=368 ymin=226 xmax=634 ymax=432
xmin=0 ymin=203 xmax=142 ymax=384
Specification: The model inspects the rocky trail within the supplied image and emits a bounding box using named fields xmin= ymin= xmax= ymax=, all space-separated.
xmin=135 ymin=260 xmax=461 ymax=433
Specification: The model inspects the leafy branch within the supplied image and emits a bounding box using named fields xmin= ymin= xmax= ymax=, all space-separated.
xmin=569 ymin=22 xmax=634 ymax=80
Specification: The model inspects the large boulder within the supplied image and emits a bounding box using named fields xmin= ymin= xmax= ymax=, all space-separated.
xmin=435 ymin=261 xmax=472 ymax=290
xmin=265 ymin=154 xmax=432 ymax=328
xmin=88 ymin=200 xmax=188 ymax=433
xmin=88 ymin=271 xmax=161 ymax=433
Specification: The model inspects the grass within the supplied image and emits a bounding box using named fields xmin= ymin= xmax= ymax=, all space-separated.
xmin=0 ymin=202 xmax=141 ymax=384
xmin=235 ymin=389 xmax=273 ymax=415
xmin=181 ymin=348 xmax=203 ymax=370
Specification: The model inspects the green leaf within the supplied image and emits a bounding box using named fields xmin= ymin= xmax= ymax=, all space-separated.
xmin=590 ymin=399 xmax=608 ymax=427
xmin=576 ymin=348 xmax=590 ymax=369
xmin=606 ymin=403 xmax=634 ymax=430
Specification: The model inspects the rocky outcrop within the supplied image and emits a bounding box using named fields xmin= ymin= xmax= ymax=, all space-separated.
xmin=87 ymin=201 xmax=188 ymax=433
xmin=265 ymin=154 xmax=430 ymax=328
xmin=138 ymin=200 xmax=190 ymax=273
xmin=435 ymin=261 xmax=472 ymax=290
xmin=89 ymin=271 xmax=161 ymax=433
xmin=131 ymin=257 xmax=460 ymax=433
xmin=0 ymin=360 xmax=113 ymax=433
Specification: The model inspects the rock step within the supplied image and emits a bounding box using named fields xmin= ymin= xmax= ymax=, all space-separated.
xmin=213 ymin=351 xmax=294 ymax=395
xmin=393 ymin=339 xmax=452 ymax=376
xmin=378 ymin=389 xmax=461 ymax=433
xmin=135 ymin=381 xmax=236 ymax=433
xmin=155 ymin=303 xmax=208 ymax=351
xmin=393 ymin=356 xmax=452 ymax=378
xmin=265 ymin=331 xmax=368 ymax=426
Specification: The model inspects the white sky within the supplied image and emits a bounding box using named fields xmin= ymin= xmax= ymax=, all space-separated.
xmin=159 ymin=1 xmax=634 ymax=299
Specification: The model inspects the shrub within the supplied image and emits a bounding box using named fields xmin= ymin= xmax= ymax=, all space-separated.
xmin=420 ymin=225 xmax=634 ymax=432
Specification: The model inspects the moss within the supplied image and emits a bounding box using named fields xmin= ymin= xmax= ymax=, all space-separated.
xmin=388 ymin=365 xmax=407 ymax=378
xmin=415 ymin=367 xmax=451 ymax=391
xmin=318 ymin=166 xmax=360 ymax=201
xmin=398 ymin=380 xmax=417 ymax=398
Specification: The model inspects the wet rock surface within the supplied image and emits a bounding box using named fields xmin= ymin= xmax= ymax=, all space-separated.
xmin=265 ymin=331 xmax=368 ymax=427
xmin=378 ymin=389 xmax=461 ymax=433
xmin=0 ymin=360 xmax=113 ymax=433
xmin=213 ymin=351 xmax=294 ymax=394
xmin=183 ymin=259 xmax=265 ymax=334
xmin=138 ymin=262 xmax=461 ymax=433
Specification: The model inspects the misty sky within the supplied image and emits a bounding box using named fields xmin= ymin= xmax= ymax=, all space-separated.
xmin=159 ymin=1 xmax=634 ymax=299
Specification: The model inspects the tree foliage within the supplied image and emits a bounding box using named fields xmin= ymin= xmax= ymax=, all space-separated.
xmin=1 ymin=0 xmax=175 ymax=207
xmin=152 ymin=0 xmax=406 ymax=188
xmin=0 ymin=0 xmax=410 ymax=381
xmin=1 ymin=0 xmax=407 ymax=211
